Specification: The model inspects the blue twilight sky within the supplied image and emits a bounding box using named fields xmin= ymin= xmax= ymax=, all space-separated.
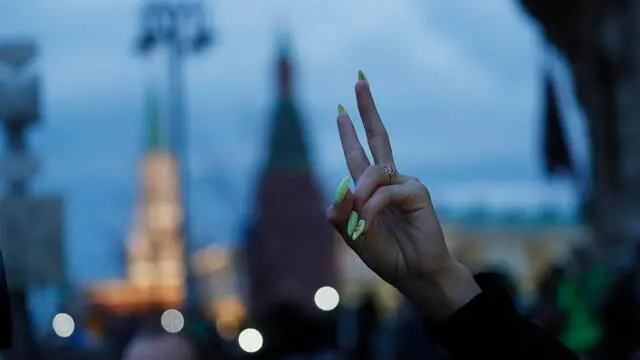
xmin=1 ymin=0 xmax=588 ymax=283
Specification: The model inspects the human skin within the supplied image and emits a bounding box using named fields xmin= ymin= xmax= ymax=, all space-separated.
xmin=327 ymin=71 xmax=480 ymax=322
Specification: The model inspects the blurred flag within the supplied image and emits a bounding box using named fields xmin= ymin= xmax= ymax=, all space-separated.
xmin=541 ymin=70 xmax=574 ymax=177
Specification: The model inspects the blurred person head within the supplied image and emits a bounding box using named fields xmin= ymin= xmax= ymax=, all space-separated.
xmin=103 ymin=313 xmax=145 ymax=358
xmin=538 ymin=265 xmax=565 ymax=301
xmin=474 ymin=265 xmax=517 ymax=299
xmin=567 ymin=245 xmax=594 ymax=275
xmin=122 ymin=320 xmax=196 ymax=360
xmin=256 ymin=301 xmax=337 ymax=356
xmin=122 ymin=311 xmax=230 ymax=360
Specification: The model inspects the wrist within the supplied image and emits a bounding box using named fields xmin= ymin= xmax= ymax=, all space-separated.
xmin=434 ymin=261 xmax=481 ymax=319
xmin=402 ymin=261 xmax=480 ymax=323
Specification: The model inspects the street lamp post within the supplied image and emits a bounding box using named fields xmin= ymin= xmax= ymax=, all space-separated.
xmin=135 ymin=0 xmax=213 ymax=310
xmin=0 ymin=40 xmax=42 ymax=360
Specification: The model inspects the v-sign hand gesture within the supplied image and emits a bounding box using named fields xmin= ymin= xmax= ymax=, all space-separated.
xmin=326 ymin=71 xmax=480 ymax=321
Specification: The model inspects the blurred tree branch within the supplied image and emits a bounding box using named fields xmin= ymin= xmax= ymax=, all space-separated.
xmin=518 ymin=0 xmax=640 ymax=251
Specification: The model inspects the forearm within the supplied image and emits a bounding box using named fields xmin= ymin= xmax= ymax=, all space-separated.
xmin=418 ymin=271 xmax=579 ymax=360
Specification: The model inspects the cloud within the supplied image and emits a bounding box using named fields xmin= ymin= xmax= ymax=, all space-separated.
xmin=0 ymin=0 xmax=561 ymax=280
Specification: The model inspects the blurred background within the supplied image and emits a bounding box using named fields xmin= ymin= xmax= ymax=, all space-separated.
xmin=0 ymin=0 xmax=637 ymax=359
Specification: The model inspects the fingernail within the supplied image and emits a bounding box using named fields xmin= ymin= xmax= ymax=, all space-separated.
xmin=352 ymin=219 xmax=366 ymax=241
xmin=337 ymin=104 xmax=346 ymax=114
xmin=347 ymin=211 xmax=359 ymax=237
xmin=334 ymin=175 xmax=350 ymax=204
xmin=357 ymin=70 xmax=367 ymax=82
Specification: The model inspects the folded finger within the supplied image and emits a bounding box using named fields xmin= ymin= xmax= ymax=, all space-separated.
xmin=360 ymin=184 xmax=414 ymax=229
xmin=352 ymin=165 xmax=390 ymax=210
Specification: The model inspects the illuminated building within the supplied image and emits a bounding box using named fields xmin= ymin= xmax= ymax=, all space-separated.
xmin=86 ymin=85 xmax=185 ymax=312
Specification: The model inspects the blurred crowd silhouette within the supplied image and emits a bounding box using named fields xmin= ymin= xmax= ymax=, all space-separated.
xmin=18 ymin=253 xmax=639 ymax=360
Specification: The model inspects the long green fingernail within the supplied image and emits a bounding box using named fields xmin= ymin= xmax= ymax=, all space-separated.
xmin=334 ymin=175 xmax=350 ymax=204
xmin=352 ymin=219 xmax=366 ymax=241
xmin=337 ymin=104 xmax=346 ymax=114
xmin=357 ymin=70 xmax=367 ymax=82
xmin=347 ymin=211 xmax=359 ymax=237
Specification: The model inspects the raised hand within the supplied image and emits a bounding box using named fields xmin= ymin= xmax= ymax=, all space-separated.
xmin=327 ymin=71 xmax=480 ymax=321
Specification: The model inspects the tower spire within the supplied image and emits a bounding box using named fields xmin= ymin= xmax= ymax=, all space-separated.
xmin=145 ymin=82 xmax=165 ymax=152
xmin=276 ymin=31 xmax=292 ymax=99
xmin=266 ymin=34 xmax=310 ymax=173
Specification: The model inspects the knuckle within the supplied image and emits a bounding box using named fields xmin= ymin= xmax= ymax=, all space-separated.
xmin=357 ymin=165 xmax=379 ymax=184
xmin=410 ymin=179 xmax=430 ymax=197
xmin=370 ymin=164 xmax=388 ymax=179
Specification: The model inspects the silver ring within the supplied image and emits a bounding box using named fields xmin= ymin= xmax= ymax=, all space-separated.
xmin=383 ymin=164 xmax=396 ymax=184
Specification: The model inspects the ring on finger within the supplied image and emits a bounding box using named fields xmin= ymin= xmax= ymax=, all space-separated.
xmin=382 ymin=164 xmax=397 ymax=184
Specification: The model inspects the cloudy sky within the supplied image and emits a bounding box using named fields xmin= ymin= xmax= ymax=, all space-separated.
xmin=1 ymin=0 xmax=585 ymax=282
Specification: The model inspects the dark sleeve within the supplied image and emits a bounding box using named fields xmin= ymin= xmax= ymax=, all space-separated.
xmin=424 ymin=276 xmax=578 ymax=360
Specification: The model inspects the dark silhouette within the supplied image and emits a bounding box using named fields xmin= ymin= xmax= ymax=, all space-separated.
xmin=474 ymin=269 xmax=517 ymax=300
xmin=394 ymin=302 xmax=446 ymax=360
xmin=254 ymin=302 xmax=337 ymax=358
xmin=597 ymin=246 xmax=640 ymax=359
xmin=541 ymin=69 xmax=574 ymax=177
xmin=0 ymin=247 xmax=11 ymax=349
xmin=533 ymin=266 xmax=566 ymax=340
xmin=244 ymin=35 xmax=337 ymax=324
xmin=354 ymin=293 xmax=378 ymax=359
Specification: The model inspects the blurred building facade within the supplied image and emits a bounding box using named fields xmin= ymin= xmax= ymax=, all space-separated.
xmin=243 ymin=37 xmax=338 ymax=322
xmin=439 ymin=190 xmax=588 ymax=298
xmin=191 ymin=243 xmax=245 ymax=340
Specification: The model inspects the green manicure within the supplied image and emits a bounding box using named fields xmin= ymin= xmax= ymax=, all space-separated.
xmin=347 ymin=211 xmax=359 ymax=237
xmin=352 ymin=219 xmax=366 ymax=241
xmin=334 ymin=175 xmax=350 ymax=204
xmin=357 ymin=70 xmax=367 ymax=82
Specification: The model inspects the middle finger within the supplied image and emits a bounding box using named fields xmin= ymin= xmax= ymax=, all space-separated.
xmin=355 ymin=72 xmax=395 ymax=167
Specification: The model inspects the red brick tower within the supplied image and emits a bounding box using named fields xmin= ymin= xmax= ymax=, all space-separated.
xmin=244 ymin=36 xmax=337 ymax=323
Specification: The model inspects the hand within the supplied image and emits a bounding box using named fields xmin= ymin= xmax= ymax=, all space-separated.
xmin=327 ymin=72 xmax=480 ymax=321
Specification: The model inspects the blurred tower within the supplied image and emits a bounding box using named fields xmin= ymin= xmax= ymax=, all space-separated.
xmin=135 ymin=0 xmax=214 ymax=308
xmin=127 ymin=85 xmax=185 ymax=306
xmin=244 ymin=36 xmax=338 ymax=321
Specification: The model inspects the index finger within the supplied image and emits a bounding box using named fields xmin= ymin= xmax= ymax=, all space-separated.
xmin=355 ymin=71 xmax=395 ymax=167
xmin=337 ymin=104 xmax=370 ymax=181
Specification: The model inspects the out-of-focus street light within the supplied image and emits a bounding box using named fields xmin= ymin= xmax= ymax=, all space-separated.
xmin=238 ymin=328 xmax=263 ymax=353
xmin=52 ymin=313 xmax=75 ymax=338
xmin=314 ymin=286 xmax=340 ymax=311
xmin=160 ymin=308 xmax=185 ymax=333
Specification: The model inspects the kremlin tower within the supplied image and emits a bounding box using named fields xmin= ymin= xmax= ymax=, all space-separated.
xmin=86 ymin=85 xmax=185 ymax=313
xmin=244 ymin=36 xmax=338 ymax=324
xmin=126 ymin=85 xmax=185 ymax=308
